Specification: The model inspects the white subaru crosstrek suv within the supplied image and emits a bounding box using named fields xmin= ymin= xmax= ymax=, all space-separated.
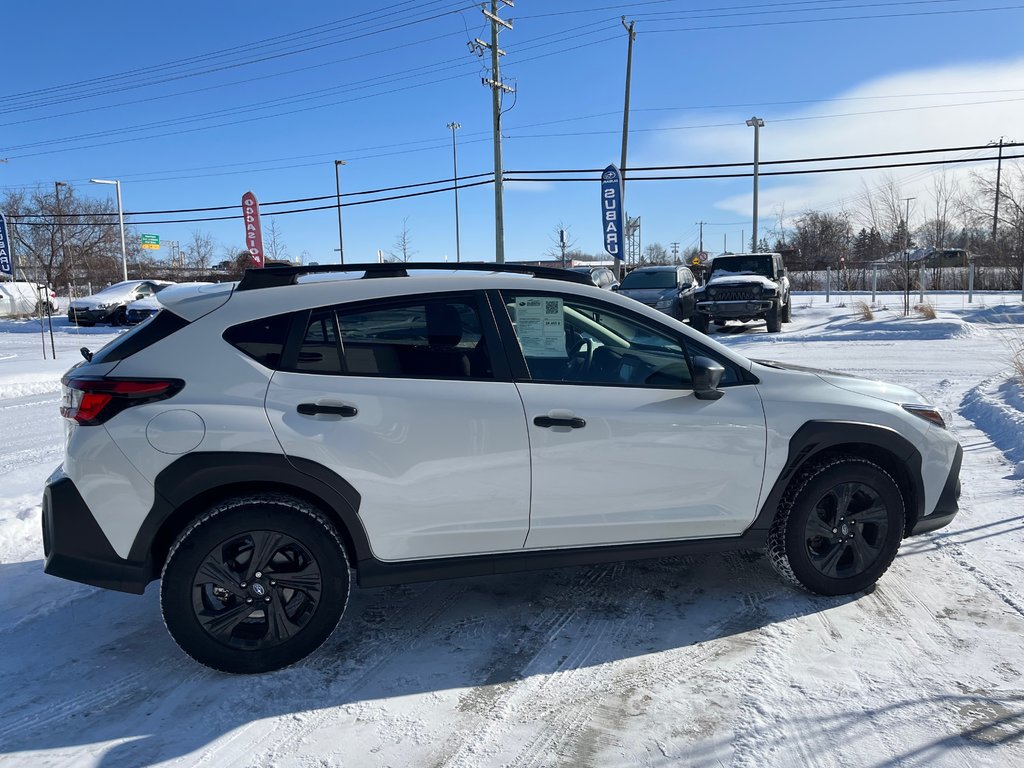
xmin=43 ymin=264 xmax=962 ymax=673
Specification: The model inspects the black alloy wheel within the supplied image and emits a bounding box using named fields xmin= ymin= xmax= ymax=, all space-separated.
xmin=767 ymin=456 xmax=904 ymax=595
xmin=191 ymin=530 xmax=323 ymax=651
xmin=802 ymin=482 xmax=890 ymax=579
xmin=161 ymin=495 xmax=349 ymax=673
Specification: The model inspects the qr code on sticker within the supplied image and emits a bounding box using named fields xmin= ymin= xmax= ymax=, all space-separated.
xmin=545 ymin=300 xmax=559 ymax=314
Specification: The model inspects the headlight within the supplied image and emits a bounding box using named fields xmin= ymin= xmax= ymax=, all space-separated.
xmin=761 ymin=286 xmax=777 ymax=297
xmin=656 ymin=299 xmax=674 ymax=308
xmin=902 ymin=404 xmax=946 ymax=429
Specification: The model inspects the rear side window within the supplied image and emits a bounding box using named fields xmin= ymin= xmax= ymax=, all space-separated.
xmin=90 ymin=310 xmax=189 ymax=364
xmin=224 ymin=313 xmax=292 ymax=368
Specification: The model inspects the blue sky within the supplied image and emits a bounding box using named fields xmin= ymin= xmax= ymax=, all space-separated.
xmin=2 ymin=1 xmax=1023 ymax=265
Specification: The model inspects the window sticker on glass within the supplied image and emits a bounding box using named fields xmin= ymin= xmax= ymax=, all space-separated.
xmin=516 ymin=296 xmax=565 ymax=358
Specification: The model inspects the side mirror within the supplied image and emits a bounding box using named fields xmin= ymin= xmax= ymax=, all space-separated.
xmin=611 ymin=284 xmax=619 ymax=292
xmin=692 ymin=356 xmax=726 ymax=401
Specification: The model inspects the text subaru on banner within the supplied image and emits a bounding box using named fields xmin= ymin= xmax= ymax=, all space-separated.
xmin=0 ymin=213 xmax=13 ymax=276
xmin=601 ymin=165 xmax=624 ymax=260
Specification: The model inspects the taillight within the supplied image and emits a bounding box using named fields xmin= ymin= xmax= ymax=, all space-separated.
xmin=61 ymin=378 xmax=183 ymax=426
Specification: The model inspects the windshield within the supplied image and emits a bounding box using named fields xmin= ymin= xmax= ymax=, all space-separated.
xmin=620 ymin=270 xmax=676 ymax=290
xmin=710 ymin=257 xmax=773 ymax=280
xmin=94 ymin=281 xmax=140 ymax=296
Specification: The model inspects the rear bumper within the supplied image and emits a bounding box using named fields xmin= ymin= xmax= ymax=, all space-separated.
xmin=42 ymin=469 xmax=151 ymax=594
xmin=909 ymin=443 xmax=963 ymax=536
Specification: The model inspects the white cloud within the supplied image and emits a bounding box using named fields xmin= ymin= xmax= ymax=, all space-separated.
xmin=638 ymin=56 xmax=1024 ymax=228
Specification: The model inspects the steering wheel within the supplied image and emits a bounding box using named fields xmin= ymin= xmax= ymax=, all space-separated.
xmin=566 ymin=337 xmax=595 ymax=377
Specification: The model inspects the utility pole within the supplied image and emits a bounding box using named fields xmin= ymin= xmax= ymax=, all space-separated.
xmin=478 ymin=1 xmax=514 ymax=264
xmin=992 ymin=137 xmax=1004 ymax=248
xmin=447 ymin=122 xmax=463 ymax=263
xmin=334 ymin=160 xmax=346 ymax=264
xmin=619 ymin=16 xmax=636 ymax=279
xmin=746 ymin=117 xmax=765 ymax=251
xmin=670 ymin=242 xmax=679 ymax=264
xmin=902 ymin=196 xmax=916 ymax=316
xmin=697 ymin=221 xmax=705 ymax=252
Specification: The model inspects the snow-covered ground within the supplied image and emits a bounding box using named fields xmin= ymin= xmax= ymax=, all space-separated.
xmin=1 ymin=292 xmax=1023 ymax=768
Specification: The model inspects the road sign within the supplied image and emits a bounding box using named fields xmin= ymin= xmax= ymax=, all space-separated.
xmin=698 ymin=250 xmax=709 ymax=263
xmin=600 ymin=164 xmax=624 ymax=260
xmin=140 ymin=233 xmax=160 ymax=250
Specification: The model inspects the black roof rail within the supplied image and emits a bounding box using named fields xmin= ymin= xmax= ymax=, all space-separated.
xmin=236 ymin=261 xmax=594 ymax=291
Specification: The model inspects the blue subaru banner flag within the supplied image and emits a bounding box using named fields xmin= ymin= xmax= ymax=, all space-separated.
xmin=0 ymin=213 xmax=12 ymax=276
xmin=600 ymin=164 xmax=624 ymax=260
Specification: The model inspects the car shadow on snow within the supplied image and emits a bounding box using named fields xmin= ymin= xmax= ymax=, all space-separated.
xmin=0 ymin=550 xmax=869 ymax=766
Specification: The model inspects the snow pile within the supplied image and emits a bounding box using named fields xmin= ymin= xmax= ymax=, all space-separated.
xmin=961 ymin=377 xmax=1024 ymax=478
xmin=0 ymin=360 xmax=69 ymax=399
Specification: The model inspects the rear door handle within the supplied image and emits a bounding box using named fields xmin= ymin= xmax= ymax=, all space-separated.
xmin=534 ymin=415 xmax=586 ymax=429
xmin=297 ymin=403 xmax=358 ymax=418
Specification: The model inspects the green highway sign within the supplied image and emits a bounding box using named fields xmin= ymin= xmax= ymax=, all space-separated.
xmin=140 ymin=234 xmax=160 ymax=244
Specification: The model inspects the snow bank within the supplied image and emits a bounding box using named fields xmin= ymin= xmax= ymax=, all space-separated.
xmin=0 ymin=360 xmax=68 ymax=399
xmin=961 ymin=377 xmax=1024 ymax=478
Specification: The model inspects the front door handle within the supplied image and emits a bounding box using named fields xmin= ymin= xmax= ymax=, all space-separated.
xmin=297 ymin=403 xmax=358 ymax=418
xmin=534 ymin=415 xmax=586 ymax=429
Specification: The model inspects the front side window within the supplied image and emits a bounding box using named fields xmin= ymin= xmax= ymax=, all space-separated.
xmin=502 ymin=292 xmax=691 ymax=388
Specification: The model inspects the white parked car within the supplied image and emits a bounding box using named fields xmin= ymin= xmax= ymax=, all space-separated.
xmin=67 ymin=279 xmax=174 ymax=326
xmin=125 ymin=282 xmax=212 ymax=324
xmin=44 ymin=263 xmax=962 ymax=673
xmin=0 ymin=281 xmax=57 ymax=317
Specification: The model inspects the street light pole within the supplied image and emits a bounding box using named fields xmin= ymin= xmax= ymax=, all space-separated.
xmin=447 ymin=122 xmax=462 ymax=263
xmin=334 ymin=160 xmax=346 ymax=264
xmin=90 ymin=179 xmax=127 ymax=281
xmin=745 ymin=117 xmax=765 ymax=252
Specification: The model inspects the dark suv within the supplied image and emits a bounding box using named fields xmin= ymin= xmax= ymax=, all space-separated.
xmin=615 ymin=265 xmax=698 ymax=322
xmin=691 ymin=253 xmax=791 ymax=333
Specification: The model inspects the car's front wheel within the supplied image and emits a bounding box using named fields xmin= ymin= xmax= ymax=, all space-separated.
xmin=781 ymin=296 xmax=792 ymax=323
xmin=767 ymin=456 xmax=904 ymax=595
xmin=765 ymin=301 xmax=782 ymax=333
xmin=161 ymin=494 xmax=350 ymax=673
xmin=691 ymin=311 xmax=710 ymax=333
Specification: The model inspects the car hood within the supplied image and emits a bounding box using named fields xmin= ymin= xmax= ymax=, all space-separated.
xmin=618 ymin=287 xmax=675 ymax=302
xmin=703 ymin=274 xmax=777 ymax=290
xmin=127 ymin=296 xmax=161 ymax=311
xmin=752 ymin=359 xmax=928 ymax=405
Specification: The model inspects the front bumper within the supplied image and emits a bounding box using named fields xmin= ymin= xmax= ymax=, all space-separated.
xmin=68 ymin=306 xmax=119 ymax=324
xmin=697 ymin=299 xmax=775 ymax=318
xmin=909 ymin=443 xmax=963 ymax=535
xmin=42 ymin=469 xmax=151 ymax=594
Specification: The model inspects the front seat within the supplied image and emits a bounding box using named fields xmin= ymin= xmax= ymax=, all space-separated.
xmin=423 ymin=303 xmax=471 ymax=378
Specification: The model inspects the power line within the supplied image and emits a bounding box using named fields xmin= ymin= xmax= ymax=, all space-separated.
xmin=9 ymin=146 xmax=1020 ymax=227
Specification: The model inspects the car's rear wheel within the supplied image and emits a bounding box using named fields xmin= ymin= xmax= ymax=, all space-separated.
xmin=767 ymin=456 xmax=904 ymax=595
xmin=161 ymin=494 xmax=350 ymax=673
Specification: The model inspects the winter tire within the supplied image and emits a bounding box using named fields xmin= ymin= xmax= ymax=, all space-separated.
xmin=781 ymin=298 xmax=792 ymax=323
xmin=766 ymin=456 xmax=904 ymax=596
xmin=691 ymin=311 xmax=710 ymax=333
xmin=161 ymin=494 xmax=350 ymax=674
xmin=765 ymin=301 xmax=782 ymax=333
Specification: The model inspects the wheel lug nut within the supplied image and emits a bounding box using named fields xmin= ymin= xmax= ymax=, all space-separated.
xmin=264 ymin=596 xmax=271 ymax=603
xmin=832 ymin=528 xmax=838 ymax=534
xmin=240 ymin=582 xmax=247 ymax=588
xmin=255 ymin=571 xmax=262 ymax=578
xmin=270 ymin=581 xmax=276 ymax=587
xmin=246 ymin=597 xmax=253 ymax=604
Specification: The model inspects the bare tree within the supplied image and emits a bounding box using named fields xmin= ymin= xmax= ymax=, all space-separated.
xmin=546 ymin=222 xmax=578 ymax=265
xmin=389 ymin=217 xmax=416 ymax=262
xmin=642 ymin=242 xmax=670 ymax=265
xmin=265 ymin=219 xmax=289 ymax=263
xmin=186 ymin=230 xmax=217 ymax=274
xmin=1 ymin=184 xmax=129 ymax=290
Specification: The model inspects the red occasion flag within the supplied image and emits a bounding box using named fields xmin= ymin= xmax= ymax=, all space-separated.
xmin=242 ymin=191 xmax=265 ymax=268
